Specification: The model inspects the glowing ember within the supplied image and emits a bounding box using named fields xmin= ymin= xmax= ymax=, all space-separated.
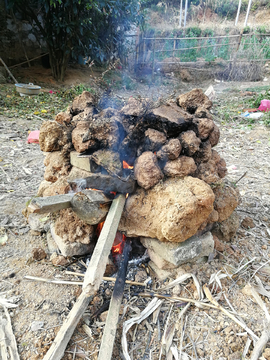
xmin=96 ymin=222 xmax=126 ymax=255
xmin=112 ymin=233 xmax=126 ymax=254
xmin=123 ymin=160 xmax=134 ymax=170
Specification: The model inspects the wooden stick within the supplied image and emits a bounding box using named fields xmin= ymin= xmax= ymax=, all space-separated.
xmin=25 ymin=274 xmax=146 ymax=288
xmin=250 ymin=327 xmax=270 ymax=360
xmin=0 ymin=306 xmax=20 ymax=360
xmin=203 ymin=285 xmax=258 ymax=341
xmin=43 ymin=194 xmax=126 ymax=360
xmin=65 ymin=271 xmax=146 ymax=287
xmin=28 ymin=194 xmax=74 ymax=214
xmin=0 ymin=57 xmax=18 ymax=84
xmin=98 ymin=239 xmax=132 ymax=360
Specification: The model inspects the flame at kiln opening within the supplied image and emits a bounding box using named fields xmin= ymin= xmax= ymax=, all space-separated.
xmin=123 ymin=160 xmax=134 ymax=170
xmin=96 ymin=222 xmax=126 ymax=255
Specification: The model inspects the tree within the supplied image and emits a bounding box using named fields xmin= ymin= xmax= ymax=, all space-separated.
xmin=8 ymin=0 xmax=145 ymax=81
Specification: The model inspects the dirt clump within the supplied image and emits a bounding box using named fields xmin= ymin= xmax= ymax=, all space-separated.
xmin=134 ymin=151 xmax=164 ymax=190
xmin=177 ymin=88 xmax=212 ymax=113
xmin=54 ymin=208 xmax=95 ymax=244
xmin=120 ymin=176 xmax=215 ymax=242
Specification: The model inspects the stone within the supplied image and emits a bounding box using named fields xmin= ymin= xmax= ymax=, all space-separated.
xmin=208 ymin=124 xmax=220 ymax=147
xmin=157 ymin=139 xmax=182 ymax=161
xmin=28 ymin=213 xmax=50 ymax=232
xmin=263 ymin=348 xmax=270 ymax=360
xmin=44 ymin=151 xmax=70 ymax=183
xmin=213 ymin=235 xmax=225 ymax=252
xmin=212 ymin=211 xmax=240 ymax=242
xmin=177 ymin=88 xmax=212 ymax=113
xmin=55 ymin=112 xmax=72 ymax=125
xmin=91 ymin=149 xmax=122 ymax=175
xmin=42 ymin=178 xmax=71 ymax=197
xmin=71 ymin=190 xmax=111 ymax=225
xmin=47 ymin=232 xmax=59 ymax=254
xmin=39 ymin=121 xmax=71 ymax=152
xmin=71 ymin=107 xmax=96 ymax=126
xmin=51 ymin=255 xmax=70 ymax=267
xmin=119 ymin=176 xmax=215 ymax=243
xmin=163 ymin=156 xmax=197 ymax=177
xmin=147 ymin=248 xmax=179 ymax=270
xmin=70 ymin=151 xmax=98 ymax=172
xmin=148 ymin=261 xmax=176 ymax=281
xmin=134 ymin=151 xmax=164 ymax=190
xmin=241 ymin=216 xmax=255 ymax=229
xmin=71 ymin=91 xmax=96 ymax=115
xmin=32 ymin=248 xmax=47 ymax=261
xmin=72 ymin=121 xmax=94 ymax=153
xmin=51 ymin=222 xmax=94 ymax=257
xmin=179 ymin=130 xmax=201 ymax=156
xmin=213 ymin=180 xmax=240 ymax=222
xmin=99 ymin=311 xmax=108 ymax=322
xmin=141 ymin=232 xmax=214 ymax=266
xmin=68 ymin=171 xmax=136 ymax=194
xmin=193 ymin=118 xmax=214 ymax=140
xmin=31 ymin=321 xmax=44 ymax=332
xmin=120 ymin=97 xmax=152 ymax=117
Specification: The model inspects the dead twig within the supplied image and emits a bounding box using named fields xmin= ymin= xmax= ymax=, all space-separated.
xmin=203 ymin=285 xmax=259 ymax=341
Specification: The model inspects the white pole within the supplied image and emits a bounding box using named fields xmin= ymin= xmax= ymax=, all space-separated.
xmin=235 ymin=0 xmax=242 ymax=26
xmin=179 ymin=0 xmax=183 ymax=28
xmin=184 ymin=0 xmax=188 ymax=29
xmin=244 ymin=0 xmax=252 ymax=27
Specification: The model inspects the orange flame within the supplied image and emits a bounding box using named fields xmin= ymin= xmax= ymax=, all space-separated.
xmin=96 ymin=222 xmax=126 ymax=255
xmin=123 ymin=160 xmax=134 ymax=170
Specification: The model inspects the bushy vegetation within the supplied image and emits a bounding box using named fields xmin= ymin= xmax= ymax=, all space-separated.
xmin=8 ymin=0 xmax=145 ymax=81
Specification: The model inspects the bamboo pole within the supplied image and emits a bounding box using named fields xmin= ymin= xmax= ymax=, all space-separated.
xmin=184 ymin=0 xmax=188 ymax=29
xmin=244 ymin=0 xmax=253 ymax=27
xmin=235 ymin=0 xmax=242 ymax=26
xmin=179 ymin=0 xmax=183 ymax=28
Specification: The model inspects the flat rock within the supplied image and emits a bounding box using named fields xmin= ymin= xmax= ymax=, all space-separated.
xmin=141 ymin=232 xmax=214 ymax=266
xmin=68 ymin=172 xmax=136 ymax=194
xmin=119 ymin=176 xmax=215 ymax=243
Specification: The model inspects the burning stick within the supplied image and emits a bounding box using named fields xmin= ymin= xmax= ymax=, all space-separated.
xmin=43 ymin=194 xmax=126 ymax=360
xmin=98 ymin=238 xmax=132 ymax=360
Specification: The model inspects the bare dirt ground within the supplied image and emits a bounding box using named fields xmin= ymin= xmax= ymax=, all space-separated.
xmin=1 ymin=68 xmax=270 ymax=360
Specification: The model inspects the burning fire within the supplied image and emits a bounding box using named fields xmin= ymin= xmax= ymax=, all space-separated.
xmin=123 ymin=160 xmax=133 ymax=170
xmin=96 ymin=222 xmax=126 ymax=255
